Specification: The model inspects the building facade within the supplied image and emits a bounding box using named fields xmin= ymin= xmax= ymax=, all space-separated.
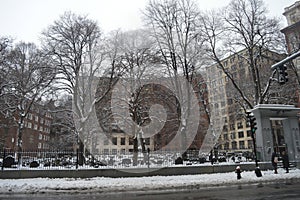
xmin=90 ymin=76 xmax=209 ymax=156
xmin=0 ymin=104 xmax=52 ymax=151
xmin=205 ymin=49 xmax=287 ymax=155
xmin=281 ymin=1 xmax=300 ymax=108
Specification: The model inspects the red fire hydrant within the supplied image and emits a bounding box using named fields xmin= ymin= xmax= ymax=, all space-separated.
xmin=235 ymin=166 xmax=242 ymax=180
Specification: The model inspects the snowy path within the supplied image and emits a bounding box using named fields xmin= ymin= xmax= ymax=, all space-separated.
xmin=0 ymin=168 xmax=300 ymax=194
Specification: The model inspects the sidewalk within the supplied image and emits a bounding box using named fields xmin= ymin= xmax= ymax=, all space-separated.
xmin=0 ymin=168 xmax=300 ymax=195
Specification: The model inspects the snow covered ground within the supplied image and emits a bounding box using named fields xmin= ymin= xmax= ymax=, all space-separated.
xmin=0 ymin=168 xmax=300 ymax=194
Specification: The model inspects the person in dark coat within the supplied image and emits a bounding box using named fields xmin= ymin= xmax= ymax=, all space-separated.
xmin=271 ymin=151 xmax=278 ymax=174
xmin=281 ymin=151 xmax=289 ymax=173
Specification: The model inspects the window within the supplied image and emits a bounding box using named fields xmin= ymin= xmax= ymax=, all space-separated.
xmin=103 ymin=149 xmax=109 ymax=155
xmin=39 ymin=126 xmax=43 ymax=132
xmin=27 ymin=122 xmax=32 ymax=129
xmin=223 ymin=60 xmax=228 ymax=66
xmin=247 ymin=130 xmax=251 ymax=137
xmin=112 ymin=137 xmax=118 ymax=145
xmin=121 ymin=137 xmax=126 ymax=145
xmin=35 ymin=116 xmax=39 ymax=122
xmin=224 ymin=142 xmax=229 ymax=150
xmin=230 ymin=132 xmax=236 ymax=139
xmin=223 ymin=125 xmax=228 ymax=132
xmin=27 ymin=113 xmax=33 ymax=120
xmin=230 ymin=124 xmax=235 ymax=131
xmin=248 ymin=140 xmax=253 ymax=149
xmin=38 ymin=143 xmax=42 ymax=149
xmin=223 ymin=134 xmax=228 ymax=140
xmin=238 ymin=131 xmax=244 ymax=138
xmin=39 ymin=133 xmax=43 ymax=140
xmin=34 ymin=124 xmax=38 ymax=130
xmin=237 ymin=122 xmax=243 ymax=129
xmin=44 ymin=128 xmax=49 ymax=133
xmin=40 ymin=118 xmax=44 ymax=124
xmin=23 ymin=121 xmax=27 ymax=128
xmin=232 ymin=141 xmax=237 ymax=150
xmin=112 ymin=149 xmax=117 ymax=155
xmin=45 ymin=120 xmax=50 ymax=126
xmin=239 ymin=141 xmax=245 ymax=149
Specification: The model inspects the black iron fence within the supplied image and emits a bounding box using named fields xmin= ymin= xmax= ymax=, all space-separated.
xmin=0 ymin=149 xmax=193 ymax=170
xmin=0 ymin=149 xmax=254 ymax=170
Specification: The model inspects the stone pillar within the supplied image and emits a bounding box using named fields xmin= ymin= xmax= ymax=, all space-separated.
xmin=283 ymin=118 xmax=300 ymax=161
xmin=251 ymin=104 xmax=300 ymax=162
xmin=253 ymin=109 xmax=273 ymax=162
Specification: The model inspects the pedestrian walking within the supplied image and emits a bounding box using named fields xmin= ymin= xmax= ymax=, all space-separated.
xmin=281 ymin=150 xmax=289 ymax=173
xmin=271 ymin=151 xmax=278 ymax=174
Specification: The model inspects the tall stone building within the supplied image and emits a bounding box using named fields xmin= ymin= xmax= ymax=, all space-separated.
xmin=281 ymin=1 xmax=300 ymax=108
xmin=205 ymin=49 xmax=287 ymax=156
xmin=282 ymin=1 xmax=300 ymax=53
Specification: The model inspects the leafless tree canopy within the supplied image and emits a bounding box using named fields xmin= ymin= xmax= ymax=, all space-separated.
xmin=199 ymin=0 xmax=296 ymax=111
xmin=42 ymin=11 xmax=102 ymax=93
xmin=1 ymin=0 xmax=298 ymax=154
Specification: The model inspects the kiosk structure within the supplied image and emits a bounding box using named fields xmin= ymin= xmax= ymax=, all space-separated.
xmin=251 ymin=104 xmax=300 ymax=163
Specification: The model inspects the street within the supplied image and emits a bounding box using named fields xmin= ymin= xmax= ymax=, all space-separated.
xmin=1 ymin=179 xmax=300 ymax=200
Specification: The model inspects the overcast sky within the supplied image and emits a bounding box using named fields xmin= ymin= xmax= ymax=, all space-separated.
xmin=0 ymin=0 xmax=297 ymax=44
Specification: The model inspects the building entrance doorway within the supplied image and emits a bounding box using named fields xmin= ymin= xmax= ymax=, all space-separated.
xmin=271 ymin=120 xmax=287 ymax=154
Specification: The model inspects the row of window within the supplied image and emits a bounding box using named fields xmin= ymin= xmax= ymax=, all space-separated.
xmin=221 ymin=140 xmax=253 ymax=150
xmin=37 ymin=142 xmax=49 ymax=149
xmin=103 ymin=137 xmax=151 ymax=146
xmin=23 ymin=121 xmax=50 ymax=133
xmin=38 ymin=133 xmax=50 ymax=141
xmin=222 ymin=130 xmax=252 ymax=140
xmin=224 ymin=121 xmax=250 ymax=131
xmin=26 ymin=113 xmax=51 ymax=126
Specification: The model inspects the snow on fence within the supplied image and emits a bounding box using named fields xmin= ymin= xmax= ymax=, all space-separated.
xmin=0 ymin=149 xmax=206 ymax=170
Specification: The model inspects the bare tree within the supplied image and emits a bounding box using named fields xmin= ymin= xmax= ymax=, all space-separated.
xmin=0 ymin=37 xmax=14 ymax=148
xmin=1 ymin=42 xmax=55 ymax=164
xmin=143 ymin=0 xmax=207 ymax=156
xmin=199 ymin=0 xmax=294 ymax=111
xmin=47 ymin=96 xmax=76 ymax=151
xmin=95 ymin=29 xmax=159 ymax=165
xmin=42 ymin=12 xmax=105 ymax=165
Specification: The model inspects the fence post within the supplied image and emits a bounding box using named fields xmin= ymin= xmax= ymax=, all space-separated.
xmin=1 ymin=148 xmax=6 ymax=171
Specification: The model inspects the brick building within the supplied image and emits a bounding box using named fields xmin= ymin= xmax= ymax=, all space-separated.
xmin=91 ymin=75 xmax=209 ymax=155
xmin=0 ymin=103 xmax=52 ymax=151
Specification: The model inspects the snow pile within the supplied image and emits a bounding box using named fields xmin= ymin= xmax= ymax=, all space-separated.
xmin=0 ymin=168 xmax=300 ymax=194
